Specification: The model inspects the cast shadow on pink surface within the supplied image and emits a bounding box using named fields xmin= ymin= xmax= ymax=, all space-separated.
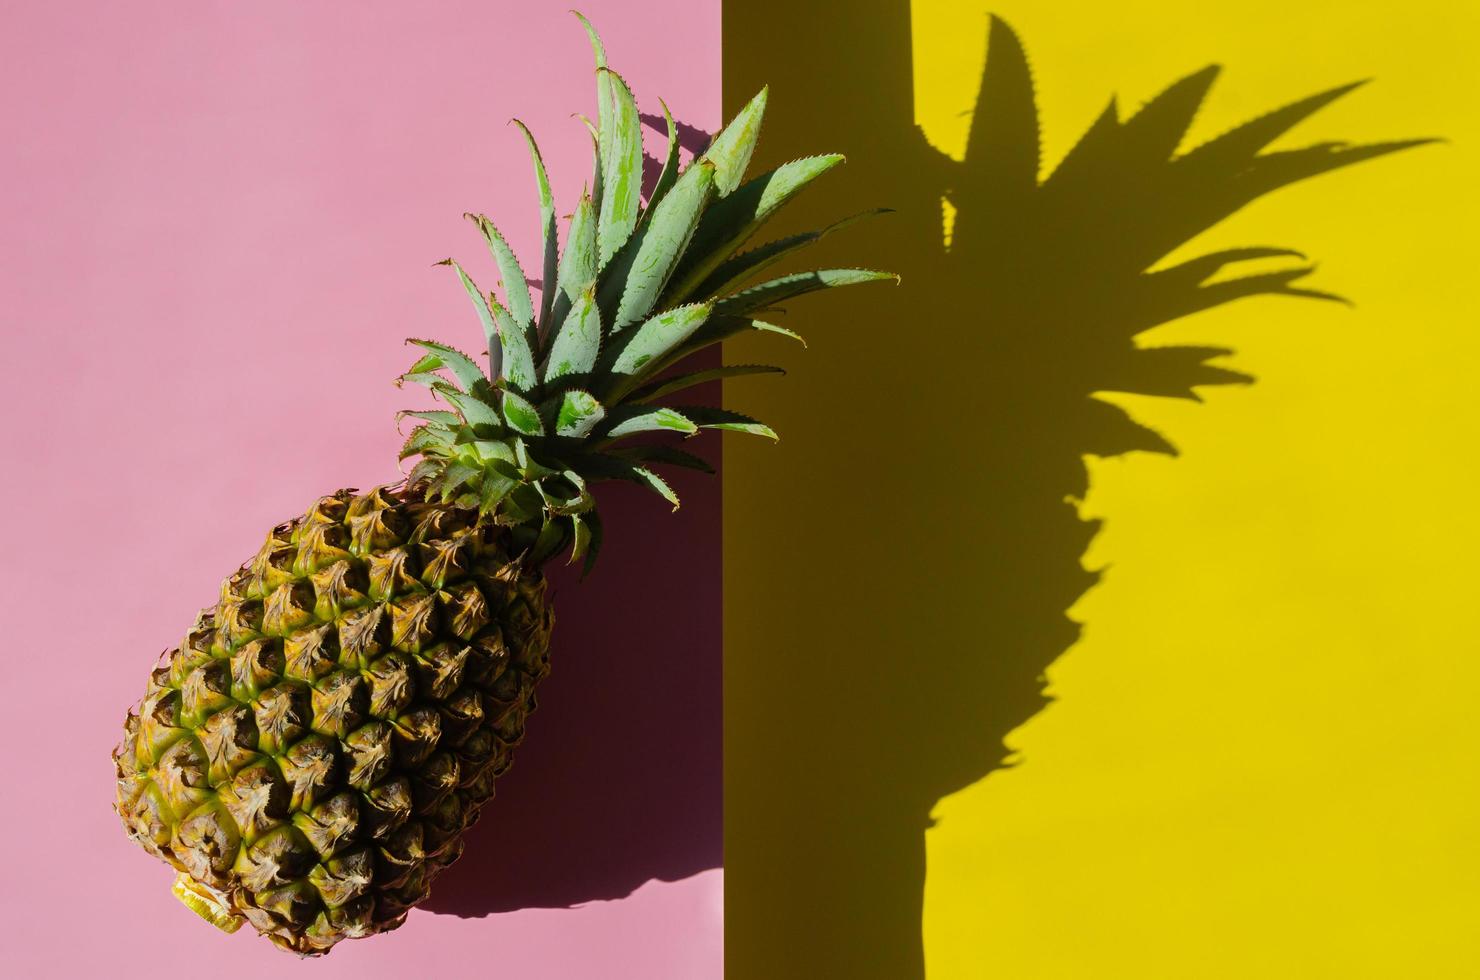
xmin=422 ymin=434 xmax=722 ymax=916
xmin=423 ymin=114 xmax=722 ymax=918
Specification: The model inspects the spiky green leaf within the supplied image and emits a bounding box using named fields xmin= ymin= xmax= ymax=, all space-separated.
xmin=601 ymin=405 xmax=698 ymax=439
xmin=434 ymin=386 xmax=504 ymax=429
xmin=555 ymin=388 xmax=606 ymax=438
xmin=643 ymin=97 xmax=682 ymax=219
xmin=501 ymin=389 xmax=544 ymax=435
xmin=664 ymin=154 xmax=846 ymax=304
xmin=440 ymin=260 xmax=501 ymax=379
xmin=545 ymin=287 xmax=602 ymax=383
xmin=611 ymin=444 xmax=715 ymax=474
xmin=691 ymin=209 xmax=891 ymax=299
xmin=512 ymin=119 xmax=559 ymax=333
xmin=407 ymin=339 xmax=487 ymax=393
xmin=676 ymin=405 xmax=778 ymax=440
xmin=468 ymin=214 xmax=535 ymax=340
xmin=606 ymin=302 xmax=714 ymax=394
xmin=489 ymin=293 xmax=537 ymax=392
xmin=713 ymin=268 xmax=897 ymax=317
xmin=629 ymin=363 xmax=785 ymax=402
xmin=700 ymin=86 xmax=767 ymax=196
xmin=597 ymin=67 xmax=642 ymax=266
xmin=603 ymin=161 xmax=717 ymax=332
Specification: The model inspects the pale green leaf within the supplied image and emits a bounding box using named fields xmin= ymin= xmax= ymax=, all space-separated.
xmin=555 ymin=388 xmax=606 ymax=438
xmin=700 ymin=86 xmax=767 ymax=196
xmin=605 ymin=302 xmax=713 ymax=396
xmin=545 ymin=286 xmax=602 ymax=384
xmin=713 ymin=268 xmax=897 ymax=317
xmin=489 ymin=293 xmax=537 ymax=392
xmin=601 ymin=161 xmax=716 ymax=333
xmin=664 ymin=154 xmax=846 ymax=305
xmin=601 ymin=405 xmax=697 ymax=439
xmin=501 ymin=389 xmax=544 ymax=435
xmin=439 ymin=259 xmax=501 ymax=379
xmin=468 ymin=214 xmax=534 ymax=340
xmin=597 ymin=67 xmax=642 ymax=266
xmin=692 ymin=209 xmax=891 ymax=300
xmin=642 ymin=97 xmax=682 ymax=220
xmin=629 ymin=363 xmax=784 ymax=402
xmin=512 ymin=119 xmax=559 ymax=333
xmin=677 ymin=405 xmax=778 ymax=440
xmin=549 ymin=190 xmax=597 ymax=334
xmin=407 ymin=338 xmax=488 ymax=393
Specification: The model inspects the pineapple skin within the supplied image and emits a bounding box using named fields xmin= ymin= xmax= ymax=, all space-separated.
xmin=113 ymin=486 xmax=553 ymax=954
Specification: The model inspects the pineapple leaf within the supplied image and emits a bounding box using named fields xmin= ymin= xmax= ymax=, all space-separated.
xmin=664 ymin=154 xmax=846 ymax=304
xmin=488 ymin=293 xmax=537 ymax=392
xmin=606 ymin=302 xmax=714 ymax=396
xmin=439 ymin=259 xmax=501 ymax=379
xmin=628 ymin=363 xmax=785 ymax=403
xmin=661 ymin=317 xmax=805 ymax=372
xmin=700 ymin=86 xmax=767 ymax=196
xmin=397 ymin=409 xmax=462 ymax=427
xmin=611 ymin=443 xmax=715 ymax=473
xmin=674 ymin=405 xmax=777 ymax=440
xmin=630 ymin=465 xmax=680 ymax=510
xmin=435 ymin=462 xmax=482 ymax=502
xmin=555 ymin=388 xmax=606 ymax=438
xmin=433 ymin=385 xmax=504 ymax=430
xmin=574 ymin=11 xmax=610 ymax=209
xmin=713 ymin=268 xmax=897 ymax=318
xmin=549 ymin=191 xmax=598 ymax=336
xmin=691 ymin=208 xmax=892 ymax=300
xmin=512 ymin=119 xmax=559 ymax=333
xmin=579 ymin=508 xmax=604 ymax=577
xmin=642 ymin=97 xmax=682 ymax=219
xmin=399 ymin=425 xmax=450 ymax=460
xmin=568 ymin=513 xmax=591 ymax=565
xmin=407 ymin=339 xmax=487 ymax=393
xmin=467 ymin=214 xmax=535 ymax=342
xmin=600 ymin=405 xmax=698 ymax=439
xmin=602 ymin=160 xmax=717 ymax=333
xmin=596 ymin=67 xmax=642 ymax=267
xmin=478 ymin=463 xmax=521 ymax=516
xmin=544 ymin=286 xmax=602 ymax=384
xmin=501 ymin=389 xmax=544 ymax=435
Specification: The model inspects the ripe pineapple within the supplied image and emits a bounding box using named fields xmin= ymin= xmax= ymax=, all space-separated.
xmin=112 ymin=15 xmax=891 ymax=955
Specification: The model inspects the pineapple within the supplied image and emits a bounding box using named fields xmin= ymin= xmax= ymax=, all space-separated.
xmin=112 ymin=15 xmax=891 ymax=955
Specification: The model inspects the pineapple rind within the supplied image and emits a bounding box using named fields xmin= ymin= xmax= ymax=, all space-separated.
xmin=115 ymin=487 xmax=552 ymax=955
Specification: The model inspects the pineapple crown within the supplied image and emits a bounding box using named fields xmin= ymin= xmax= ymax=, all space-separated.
xmin=398 ymin=13 xmax=893 ymax=572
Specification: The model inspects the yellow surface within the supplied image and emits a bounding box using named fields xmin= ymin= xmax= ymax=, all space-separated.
xmin=911 ymin=2 xmax=1480 ymax=978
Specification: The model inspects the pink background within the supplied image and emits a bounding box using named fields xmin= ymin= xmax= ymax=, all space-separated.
xmin=0 ymin=2 xmax=721 ymax=976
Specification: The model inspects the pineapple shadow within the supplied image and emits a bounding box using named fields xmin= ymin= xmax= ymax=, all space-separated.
xmin=421 ymin=430 xmax=724 ymax=915
xmin=421 ymin=120 xmax=728 ymax=919
xmin=723 ymin=7 xmax=1427 ymax=979
xmin=418 ymin=118 xmax=731 ymax=919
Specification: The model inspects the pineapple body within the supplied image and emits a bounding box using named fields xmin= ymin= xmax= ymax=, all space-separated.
xmin=114 ymin=486 xmax=553 ymax=953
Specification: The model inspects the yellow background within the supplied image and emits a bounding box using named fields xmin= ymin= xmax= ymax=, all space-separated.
xmin=911 ymin=1 xmax=1480 ymax=977
xmin=725 ymin=0 xmax=1479 ymax=977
